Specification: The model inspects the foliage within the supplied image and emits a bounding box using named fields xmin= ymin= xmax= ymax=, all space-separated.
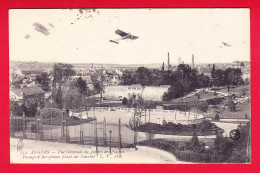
xmin=120 ymin=63 xmax=243 ymax=101
xmin=53 ymin=63 xmax=75 ymax=85
xmin=134 ymin=121 xmax=221 ymax=136
xmin=21 ymin=103 xmax=38 ymax=117
xmin=228 ymin=99 xmax=237 ymax=112
xmin=36 ymin=72 xmax=50 ymax=91
xmin=76 ymin=77 xmax=87 ymax=94
xmin=190 ymin=132 xmax=200 ymax=149
xmin=145 ymin=132 xmax=155 ymax=141
xmin=197 ymin=101 xmax=209 ymax=112
xmin=215 ymin=69 xmax=225 ymax=88
xmin=10 ymin=102 xmax=23 ymax=116
xmin=224 ymin=67 xmax=243 ymax=86
xmin=127 ymin=94 xmax=144 ymax=108
xmin=163 ymin=81 xmax=186 ymax=100
xmin=121 ymin=71 xmax=137 ymax=85
xmin=215 ymin=114 xmax=220 ymax=120
xmin=214 ymin=133 xmax=234 ymax=158
xmin=133 ymin=122 xmax=250 ymax=163
xmin=211 ymin=66 xmax=244 ymax=88
xmin=52 ymin=63 xmax=75 ymax=109
xmin=55 ymin=86 xmax=63 ymax=109
xmin=135 ymin=67 xmax=153 ymax=86
xmin=122 ymin=97 xmax=128 ymax=105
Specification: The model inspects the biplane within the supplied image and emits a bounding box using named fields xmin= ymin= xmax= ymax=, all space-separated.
xmin=110 ymin=29 xmax=139 ymax=44
xmin=222 ymin=42 xmax=231 ymax=47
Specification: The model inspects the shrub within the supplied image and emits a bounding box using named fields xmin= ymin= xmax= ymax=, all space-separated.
xmin=122 ymin=97 xmax=128 ymax=105
xmin=31 ymin=124 xmax=37 ymax=133
xmin=215 ymin=114 xmax=220 ymax=121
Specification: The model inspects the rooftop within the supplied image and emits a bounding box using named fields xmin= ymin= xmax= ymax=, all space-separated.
xmin=11 ymin=86 xmax=45 ymax=96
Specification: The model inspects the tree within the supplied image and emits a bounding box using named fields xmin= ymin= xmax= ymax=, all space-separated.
xmin=177 ymin=64 xmax=191 ymax=79
xmin=93 ymin=82 xmax=101 ymax=92
xmin=121 ymin=71 xmax=136 ymax=85
xmin=163 ymin=81 xmax=186 ymax=100
xmin=10 ymin=102 xmax=23 ymax=116
xmin=55 ymin=86 xmax=63 ymax=109
xmin=214 ymin=133 xmax=234 ymax=158
xmin=21 ymin=103 xmax=38 ymax=117
xmin=224 ymin=68 xmax=243 ymax=86
xmin=191 ymin=132 xmax=200 ymax=149
xmin=52 ymin=63 xmax=75 ymax=108
xmin=211 ymin=64 xmax=216 ymax=80
xmin=162 ymin=92 xmax=170 ymax=101
xmin=197 ymin=74 xmax=210 ymax=88
xmin=136 ymin=67 xmax=153 ymax=86
xmin=128 ymin=94 xmax=144 ymax=108
xmin=215 ymin=69 xmax=224 ymax=88
xmin=161 ymin=62 xmax=165 ymax=72
xmin=36 ymin=72 xmax=50 ymax=91
xmin=76 ymin=77 xmax=87 ymax=94
xmin=53 ymin=63 xmax=75 ymax=86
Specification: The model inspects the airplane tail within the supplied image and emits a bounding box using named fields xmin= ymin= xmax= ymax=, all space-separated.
xmin=110 ymin=40 xmax=119 ymax=44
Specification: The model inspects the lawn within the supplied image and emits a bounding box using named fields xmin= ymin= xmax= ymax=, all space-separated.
xmin=181 ymin=85 xmax=251 ymax=119
xmin=207 ymin=100 xmax=251 ymax=119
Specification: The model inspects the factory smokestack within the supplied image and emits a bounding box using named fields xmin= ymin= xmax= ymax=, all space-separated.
xmin=192 ymin=54 xmax=194 ymax=68
xmin=168 ymin=52 xmax=170 ymax=71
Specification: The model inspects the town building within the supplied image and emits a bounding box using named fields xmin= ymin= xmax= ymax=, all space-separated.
xmin=10 ymin=86 xmax=45 ymax=107
xmin=103 ymin=84 xmax=170 ymax=101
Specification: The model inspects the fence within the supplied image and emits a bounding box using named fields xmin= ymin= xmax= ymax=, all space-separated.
xmin=69 ymin=106 xmax=205 ymax=125
xmin=10 ymin=107 xmax=139 ymax=153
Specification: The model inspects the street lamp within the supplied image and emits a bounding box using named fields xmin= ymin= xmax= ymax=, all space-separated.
xmin=109 ymin=130 xmax=112 ymax=154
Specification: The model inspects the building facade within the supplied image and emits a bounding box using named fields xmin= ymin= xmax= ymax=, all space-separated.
xmin=103 ymin=84 xmax=170 ymax=101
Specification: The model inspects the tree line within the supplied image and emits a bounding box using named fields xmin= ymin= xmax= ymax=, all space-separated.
xmin=120 ymin=64 xmax=245 ymax=101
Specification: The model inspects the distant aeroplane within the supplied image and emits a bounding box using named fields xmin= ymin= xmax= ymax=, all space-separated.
xmin=222 ymin=42 xmax=231 ymax=47
xmin=33 ymin=22 xmax=50 ymax=36
xmin=110 ymin=29 xmax=139 ymax=44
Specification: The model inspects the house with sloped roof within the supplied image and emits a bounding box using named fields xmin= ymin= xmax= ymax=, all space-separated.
xmin=10 ymin=86 xmax=45 ymax=107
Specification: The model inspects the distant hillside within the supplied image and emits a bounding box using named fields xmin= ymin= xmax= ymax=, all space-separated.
xmin=10 ymin=60 xmax=249 ymax=72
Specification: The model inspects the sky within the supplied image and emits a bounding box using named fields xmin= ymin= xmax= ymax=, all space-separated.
xmin=9 ymin=8 xmax=250 ymax=64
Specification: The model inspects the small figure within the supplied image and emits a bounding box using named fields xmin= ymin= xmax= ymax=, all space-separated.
xmin=17 ymin=138 xmax=24 ymax=155
xmin=162 ymin=118 xmax=167 ymax=126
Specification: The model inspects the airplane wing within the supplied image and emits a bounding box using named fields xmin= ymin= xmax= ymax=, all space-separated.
xmin=115 ymin=29 xmax=129 ymax=37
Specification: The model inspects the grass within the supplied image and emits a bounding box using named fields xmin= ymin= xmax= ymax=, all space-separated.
xmin=183 ymin=85 xmax=251 ymax=119
xmin=216 ymin=85 xmax=250 ymax=95
xmin=208 ymin=100 xmax=250 ymax=119
xmin=207 ymin=85 xmax=251 ymax=119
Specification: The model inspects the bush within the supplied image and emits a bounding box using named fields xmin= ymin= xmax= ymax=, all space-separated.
xmin=215 ymin=114 xmax=220 ymax=121
xmin=122 ymin=97 xmax=128 ymax=105
xmin=10 ymin=102 xmax=23 ymax=116
xmin=198 ymin=102 xmax=209 ymax=112
xmin=31 ymin=124 xmax=37 ymax=133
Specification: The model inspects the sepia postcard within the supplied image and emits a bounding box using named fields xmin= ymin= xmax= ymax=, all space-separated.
xmin=9 ymin=8 xmax=250 ymax=164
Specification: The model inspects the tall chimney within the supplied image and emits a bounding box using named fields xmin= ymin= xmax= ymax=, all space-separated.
xmin=192 ymin=54 xmax=194 ymax=68
xmin=168 ymin=52 xmax=170 ymax=71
